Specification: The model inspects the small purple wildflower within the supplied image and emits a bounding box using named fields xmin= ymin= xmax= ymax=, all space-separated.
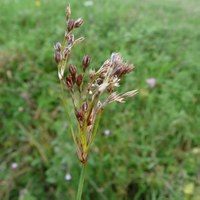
xmin=11 ymin=162 xmax=18 ymax=169
xmin=65 ymin=173 xmax=72 ymax=181
xmin=103 ymin=129 xmax=111 ymax=136
xmin=146 ymin=78 xmax=156 ymax=88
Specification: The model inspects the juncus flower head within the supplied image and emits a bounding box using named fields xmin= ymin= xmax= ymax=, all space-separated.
xmin=54 ymin=5 xmax=138 ymax=164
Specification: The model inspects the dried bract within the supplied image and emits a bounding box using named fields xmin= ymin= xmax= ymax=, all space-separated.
xmin=74 ymin=37 xmax=85 ymax=44
xmin=66 ymin=4 xmax=71 ymax=21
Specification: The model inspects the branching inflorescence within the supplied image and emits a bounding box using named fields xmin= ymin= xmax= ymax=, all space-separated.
xmin=54 ymin=4 xmax=138 ymax=164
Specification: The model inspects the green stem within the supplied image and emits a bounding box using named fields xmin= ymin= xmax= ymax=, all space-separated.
xmin=79 ymin=71 xmax=85 ymax=107
xmin=60 ymin=80 xmax=76 ymax=144
xmin=89 ymin=110 xmax=103 ymax=146
xmin=76 ymin=164 xmax=87 ymax=200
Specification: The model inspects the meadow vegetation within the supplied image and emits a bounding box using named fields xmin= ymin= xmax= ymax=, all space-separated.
xmin=0 ymin=0 xmax=200 ymax=199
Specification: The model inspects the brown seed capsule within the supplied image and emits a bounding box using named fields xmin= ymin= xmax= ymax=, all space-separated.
xmin=69 ymin=64 xmax=77 ymax=83
xmin=112 ymin=67 xmax=122 ymax=77
xmin=74 ymin=18 xmax=84 ymax=28
xmin=80 ymin=152 xmax=88 ymax=164
xmin=82 ymin=102 xmax=88 ymax=111
xmin=69 ymin=64 xmax=76 ymax=76
xmin=66 ymin=75 xmax=73 ymax=89
xmin=96 ymin=78 xmax=103 ymax=85
xmin=82 ymin=55 xmax=91 ymax=71
xmin=75 ymin=109 xmax=84 ymax=121
xmin=76 ymin=74 xmax=83 ymax=87
xmin=54 ymin=50 xmax=61 ymax=64
xmin=66 ymin=4 xmax=71 ymax=21
xmin=67 ymin=19 xmax=75 ymax=32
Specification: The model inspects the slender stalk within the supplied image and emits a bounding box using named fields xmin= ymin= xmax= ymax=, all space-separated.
xmin=79 ymin=71 xmax=86 ymax=107
xmin=89 ymin=109 xmax=103 ymax=146
xmin=76 ymin=164 xmax=87 ymax=200
xmin=60 ymin=80 xmax=76 ymax=143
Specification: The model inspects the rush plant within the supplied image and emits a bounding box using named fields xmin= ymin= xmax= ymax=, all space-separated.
xmin=54 ymin=4 xmax=137 ymax=200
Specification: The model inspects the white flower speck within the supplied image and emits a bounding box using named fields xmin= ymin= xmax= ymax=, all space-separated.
xmin=103 ymin=129 xmax=110 ymax=136
xmin=89 ymin=90 xmax=93 ymax=95
xmin=18 ymin=106 xmax=24 ymax=112
xmin=65 ymin=173 xmax=72 ymax=181
xmin=11 ymin=162 xmax=18 ymax=169
xmin=84 ymin=1 xmax=93 ymax=7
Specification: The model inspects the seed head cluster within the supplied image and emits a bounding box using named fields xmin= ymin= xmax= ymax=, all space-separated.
xmin=54 ymin=4 xmax=137 ymax=164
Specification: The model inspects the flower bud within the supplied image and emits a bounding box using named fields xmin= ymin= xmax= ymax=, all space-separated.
xmin=69 ymin=64 xmax=77 ymax=83
xmin=66 ymin=4 xmax=71 ymax=21
xmin=111 ymin=53 xmax=122 ymax=64
xmin=82 ymin=102 xmax=88 ymax=111
xmin=82 ymin=55 xmax=91 ymax=71
xmin=69 ymin=64 xmax=76 ymax=76
xmin=74 ymin=18 xmax=84 ymax=28
xmin=66 ymin=75 xmax=73 ymax=89
xmin=75 ymin=110 xmax=84 ymax=121
xmin=63 ymin=47 xmax=70 ymax=59
xmin=54 ymin=42 xmax=61 ymax=51
xmin=76 ymin=74 xmax=83 ymax=87
xmin=67 ymin=19 xmax=75 ymax=32
xmin=67 ymin=34 xmax=74 ymax=44
xmin=54 ymin=50 xmax=61 ymax=64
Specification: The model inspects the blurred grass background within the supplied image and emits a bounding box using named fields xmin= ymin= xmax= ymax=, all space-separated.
xmin=0 ymin=0 xmax=200 ymax=199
